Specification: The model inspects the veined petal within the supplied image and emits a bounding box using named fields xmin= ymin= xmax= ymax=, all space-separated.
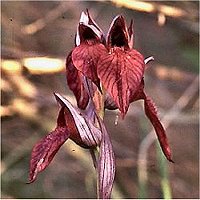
xmin=66 ymin=51 xmax=89 ymax=109
xmin=72 ymin=40 xmax=107 ymax=90
xmin=97 ymin=47 xmax=145 ymax=117
xmin=143 ymin=94 xmax=173 ymax=162
xmin=98 ymin=119 xmax=115 ymax=199
xmin=28 ymin=107 xmax=70 ymax=183
xmin=129 ymin=79 xmax=173 ymax=162
xmin=55 ymin=93 xmax=102 ymax=147
xmin=73 ymin=10 xmax=106 ymax=92
xmin=129 ymin=78 xmax=145 ymax=103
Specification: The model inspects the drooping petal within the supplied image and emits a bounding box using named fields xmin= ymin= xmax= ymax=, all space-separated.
xmin=55 ymin=93 xmax=102 ymax=147
xmin=66 ymin=51 xmax=89 ymax=109
xmin=129 ymin=78 xmax=173 ymax=162
xmin=72 ymin=39 xmax=107 ymax=91
xmin=143 ymin=94 xmax=173 ymax=162
xmin=28 ymin=107 xmax=70 ymax=183
xmin=97 ymin=47 xmax=145 ymax=117
xmin=98 ymin=119 xmax=115 ymax=199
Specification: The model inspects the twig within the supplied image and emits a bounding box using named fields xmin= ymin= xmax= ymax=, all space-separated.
xmin=110 ymin=0 xmax=197 ymax=20
xmin=111 ymin=0 xmax=188 ymax=17
xmin=21 ymin=2 xmax=71 ymax=35
xmin=111 ymin=0 xmax=198 ymax=33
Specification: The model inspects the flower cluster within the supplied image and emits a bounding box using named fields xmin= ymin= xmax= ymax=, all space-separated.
xmin=28 ymin=10 xmax=173 ymax=199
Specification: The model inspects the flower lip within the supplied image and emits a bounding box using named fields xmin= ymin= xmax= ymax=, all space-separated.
xmin=107 ymin=15 xmax=129 ymax=48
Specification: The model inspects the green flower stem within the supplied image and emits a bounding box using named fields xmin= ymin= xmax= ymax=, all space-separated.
xmin=156 ymin=142 xmax=172 ymax=199
xmin=138 ymin=117 xmax=149 ymax=198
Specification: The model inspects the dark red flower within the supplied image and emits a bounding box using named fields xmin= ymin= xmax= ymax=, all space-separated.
xmin=69 ymin=11 xmax=172 ymax=162
xmin=66 ymin=51 xmax=89 ymax=109
xmin=28 ymin=92 xmax=115 ymax=198
xmin=28 ymin=10 xmax=173 ymax=200
xmin=71 ymin=10 xmax=107 ymax=92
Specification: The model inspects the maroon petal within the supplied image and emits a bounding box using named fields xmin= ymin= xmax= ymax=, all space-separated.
xmin=107 ymin=15 xmax=129 ymax=49
xmin=77 ymin=24 xmax=101 ymax=44
xmin=66 ymin=51 xmax=89 ymax=109
xmin=76 ymin=10 xmax=104 ymax=46
xmin=55 ymin=93 xmax=102 ymax=147
xmin=72 ymin=40 xmax=107 ymax=90
xmin=86 ymin=9 xmax=103 ymax=35
xmin=129 ymin=78 xmax=173 ymax=162
xmin=129 ymin=78 xmax=145 ymax=103
xmin=97 ymin=47 xmax=145 ymax=117
xmin=28 ymin=107 xmax=70 ymax=183
xmin=143 ymin=94 xmax=173 ymax=162
xmin=98 ymin=119 xmax=115 ymax=199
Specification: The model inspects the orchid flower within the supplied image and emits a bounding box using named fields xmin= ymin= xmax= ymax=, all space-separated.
xmin=28 ymin=93 xmax=115 ymax=199
xmin=28 ymin=10 xmax=173 ymax=199
xmin=69 ymin=10 xmax=173 ymax=162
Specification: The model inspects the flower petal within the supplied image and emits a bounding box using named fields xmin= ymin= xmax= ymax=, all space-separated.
xmin=143 ymin=94 xmax=173 ymax=162
xmin=107 ymin=15 xmax=129 ymax=49
xmin=98 ymin=119 xmax=115 ymax=199
xmin=129 ymin=78 xmax=145 ymax=103
xmin=66 ymin=51 xmax=89 ymax=109
xmin=129 ymin=78 xmax=173 ymax=162
xmin=76 ymin=10 xmax=104 ymax=46
xmin=72 ymin=40 xmax=107 ymax=91
xmin=55 ymin=93 xmax=102 ymax=147
xmin=97 ymin=47 xmax=145 ymax=117
xmin=85 ymin=9 xmax=103 ymax=37
xmin=144 ymin=56 xmax=154 ymax=65
xmin=28 ymin=107 xmax=70 ymax=183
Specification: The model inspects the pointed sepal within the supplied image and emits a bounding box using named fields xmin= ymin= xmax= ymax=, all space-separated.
xmin=28 ymin=107 xmax=70 ymax=183
xmin=143 ymin=94 xmax=173 ymax=162
xmin=66 ymin=51 xmax=89 ymax=109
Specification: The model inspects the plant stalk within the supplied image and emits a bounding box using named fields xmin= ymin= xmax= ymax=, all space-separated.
xmin=156 ymin=142 xmax=172 ymax=199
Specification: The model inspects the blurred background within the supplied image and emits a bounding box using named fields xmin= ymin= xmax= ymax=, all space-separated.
xmin=1 ymin=1 xmax=199 ymax=199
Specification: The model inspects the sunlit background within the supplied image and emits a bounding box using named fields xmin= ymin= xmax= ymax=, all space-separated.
xmin=1 ymin=1 xmax=199 ymax=198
